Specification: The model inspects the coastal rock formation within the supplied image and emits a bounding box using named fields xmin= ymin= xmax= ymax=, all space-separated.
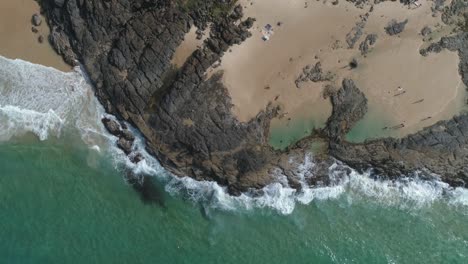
xmin=38 ymin=0 xmax=468 ymax=194
xmin=39 ymin=0 xmax=281 ymax=194
xmin=326 ymin=79 xmax=368 ymax=140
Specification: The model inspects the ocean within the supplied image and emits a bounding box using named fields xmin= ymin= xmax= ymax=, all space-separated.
xmin=1 ymin=55 xmax=468 ymax=263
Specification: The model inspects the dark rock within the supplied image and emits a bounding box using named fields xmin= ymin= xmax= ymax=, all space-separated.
xmin=38 ymin=35 xmax=44 ymax=43
xmin=117 ymin=137 xmax=133 ymax=155
xmin=31 ymin=27 xmax=38 ymax=33
xmin=385 ymin=19 xmax=409 ymax=36
xmin=349 ymin=58 xmax=358 ymax=69
xmin=121 ymin=129 xmax=135 ymax=142
xmin=421 ymin=26 xmax=432 ymax=37
xmin=102 ymin=118 xmax=121 ymax=136
xmin=31 ymin=14 xmax=42 ymax=26
xmin=38 ymin=0 xmax=468 ymax=194
xmin=130 ymin=152 xmax=144 ymax=164
xmin=295 ymin=62 xmax=334 ymax=88
xmin=326 ymin=79 xmax=368 ymax=139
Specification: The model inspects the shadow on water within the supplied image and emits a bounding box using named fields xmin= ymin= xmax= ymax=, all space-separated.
xmin=125 ymin=171 xmax=167 ymax=208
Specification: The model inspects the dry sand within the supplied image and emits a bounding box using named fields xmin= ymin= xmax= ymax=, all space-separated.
xmin=210 ymin=0 xmax=466 ymax=139
xmin=0 ymin=0 xmax=70 ymax=71
xmin=349 ymin=1 xmax=464 ymax=137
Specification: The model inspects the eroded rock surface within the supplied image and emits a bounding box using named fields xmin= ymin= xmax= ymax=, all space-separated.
xmin=39 ymin=0 xmax=468 ymax=193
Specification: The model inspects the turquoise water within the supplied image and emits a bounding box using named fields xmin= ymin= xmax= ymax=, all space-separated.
xmin=269 ymin=117 xmax=324 ymax=150
xmin=345 ymin=108 xmax=394 ymax=143
xmin=1 ymin=138 xmax=468 ymax=263
xmin=1 ymin=56 xmax=468 ymax=263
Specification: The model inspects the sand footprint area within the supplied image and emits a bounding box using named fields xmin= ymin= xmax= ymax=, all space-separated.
xmin=170 ymin=0 xmax=467 ymax=143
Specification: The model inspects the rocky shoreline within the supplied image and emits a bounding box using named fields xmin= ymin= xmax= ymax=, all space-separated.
xmin=37 ymin=0 xmax=468 ymax=194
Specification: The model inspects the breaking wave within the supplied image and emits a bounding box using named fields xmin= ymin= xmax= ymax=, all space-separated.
xmin=2 ymin=55 xmax=468 ymax=215
xmin=0 ymin=55 xmax=109 ymax=144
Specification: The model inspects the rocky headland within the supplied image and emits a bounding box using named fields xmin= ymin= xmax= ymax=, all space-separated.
xmin=37 ymin=0 xmax=468 ymax=194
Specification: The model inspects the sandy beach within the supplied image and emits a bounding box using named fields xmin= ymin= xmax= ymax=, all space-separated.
xmin=0 ymin=0 xmax=70 ymax=71
xmin=209 ymin=0 xmax=466 ymax=140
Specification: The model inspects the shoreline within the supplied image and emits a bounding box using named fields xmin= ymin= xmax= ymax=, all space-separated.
xmin=25 ymin=0 xmax=468 ymax=193
xmin=0 ymin=0 xmax=70 ymax=72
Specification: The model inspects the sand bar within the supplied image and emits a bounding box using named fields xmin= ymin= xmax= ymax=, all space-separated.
xmin=0 ymin=0 xmax=71 ymax=71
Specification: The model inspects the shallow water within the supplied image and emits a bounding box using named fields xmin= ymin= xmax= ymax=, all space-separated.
xmin=1 ymin=139 xmax=468 ymax=263
xmin=1 ymin=56 xmax=468 ymax=263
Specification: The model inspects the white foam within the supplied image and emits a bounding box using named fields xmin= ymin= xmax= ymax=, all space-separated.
xmin=2 ymin=55 xmax=468 ymax=215
xmin=0 ymin=56 xmax=108 ymax=145
xmin=0 ymin=105 xmax=63 ymax=141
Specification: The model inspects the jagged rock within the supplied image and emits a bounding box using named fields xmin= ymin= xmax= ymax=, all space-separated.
xmin=385 ymin=19 xmax=409 ymax=36
xmin=349 ymin=58 xmax=358 ymax=69
xmin=38 ymin=0 xmax=468 ymax=194
xmin=121 ymin=129 xmax=135 ymax=142
xmin=295 ymin=62 xmax=333 ymax=88
xmin=326 ymin=79 xmax=368 ymax=139
xmin=102 ymin=118 xmax=121 ymax=136
xmin=117 ymin=137 xmax=133 ymax=155
xmin=130 ymin=153 xmax=144 ymax=164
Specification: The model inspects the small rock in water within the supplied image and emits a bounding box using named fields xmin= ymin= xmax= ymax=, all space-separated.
xmin=117 ymin=137 xmax=133 ymax=155
xmin=102 ymin=117 xmax=121 ymax=136
xmin=38 ymin=35 xmax=44 ymax=43
xmin=121 ymin=129 xmax=135 ymax=142
xmin=32 ymin=14 xmax=42 ymax=26
xmin=130 ymin=153 xmax=144 ymax=164
xmin=31 ymin=27 xmax=38 ymax=33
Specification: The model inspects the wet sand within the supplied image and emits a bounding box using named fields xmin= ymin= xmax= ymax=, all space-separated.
xmin=0 ymin=0 xmax=70 ymax=71
xmin=211 ymin=0 xmax=465 ymax=142
xmin=171 ymin=26 xmax=208 ymax=68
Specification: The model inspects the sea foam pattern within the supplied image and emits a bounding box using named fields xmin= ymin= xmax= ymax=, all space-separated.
xmin=0 ymin=56 xmax=108 ymax=144
xmin=2 ymin=55 xmax=468 ymax=215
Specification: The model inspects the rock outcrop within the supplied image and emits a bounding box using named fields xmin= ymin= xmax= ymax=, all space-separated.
xmin=295 ymin=62 xmax=334 ymax=88
xmin=38 ymin=0 xmax=468 ymax=194
xmin=326 ymin=79 xmax=368 ymax=140
xmin=385 ymin=19 xmax=408 ymax=36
